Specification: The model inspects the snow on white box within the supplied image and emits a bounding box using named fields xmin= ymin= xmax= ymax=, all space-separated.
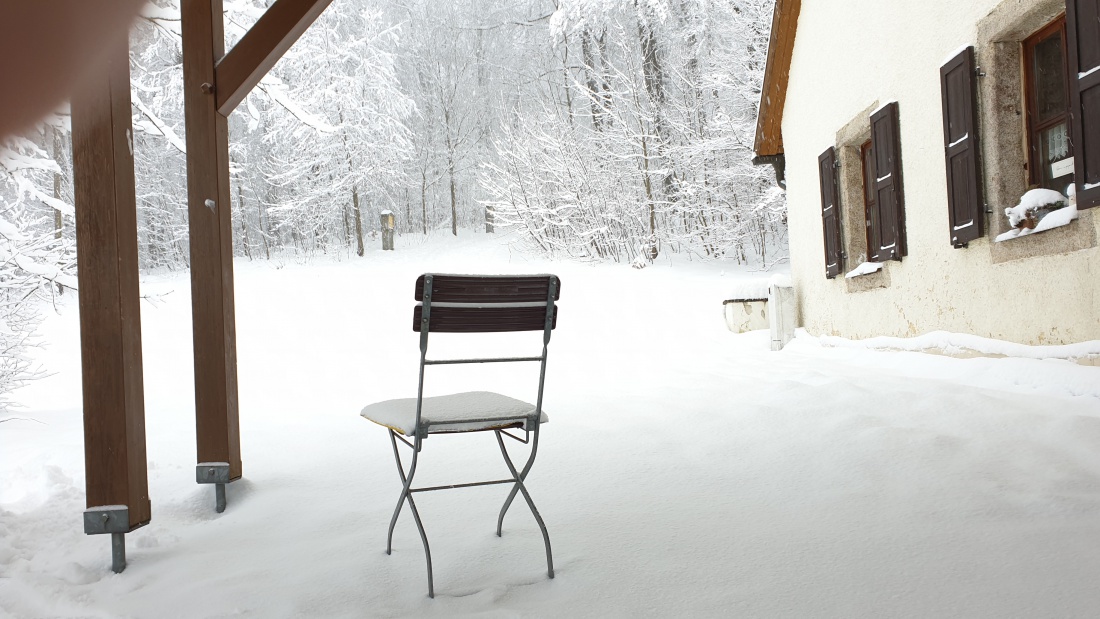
xmin=723 ymin=274 xmax=794 ymax=341
xmin=723 ymin=278 xmax=769 ymax=333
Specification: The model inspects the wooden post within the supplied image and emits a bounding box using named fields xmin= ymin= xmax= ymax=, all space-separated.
xmin=381 ymin=211 xmax=395 ymax=250
xmin=178 ymin=0 xmax=334 ymax=510
xmin=71 ymin=33 xmax=150 ymax=567
xmin=182 ymin=0 xmax=242 ymax=493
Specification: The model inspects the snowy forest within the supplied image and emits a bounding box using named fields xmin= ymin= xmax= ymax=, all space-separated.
xmin=0 ymin=0 xmax=782 ymax=403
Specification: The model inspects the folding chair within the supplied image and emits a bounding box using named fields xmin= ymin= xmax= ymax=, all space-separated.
xmin=359 ymin=273 xmax=559 ymax=598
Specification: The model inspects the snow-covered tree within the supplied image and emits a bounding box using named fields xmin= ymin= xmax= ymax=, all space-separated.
xmin=0 ymin=115 xmax=77 ymax=409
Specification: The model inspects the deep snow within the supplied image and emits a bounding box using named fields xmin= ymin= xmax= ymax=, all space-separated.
xmin=3 ymin=231 xmax=1100 ymax=618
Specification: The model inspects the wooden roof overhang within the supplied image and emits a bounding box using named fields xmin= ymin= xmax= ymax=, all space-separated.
xmin=753 ymin=0 xmax=801 ymax=161
xmin=70 ymin=0 xmax=335 ymax=572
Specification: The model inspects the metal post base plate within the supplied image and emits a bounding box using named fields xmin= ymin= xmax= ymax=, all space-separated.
xmin=196 ymin=463 xmax=231 ymax=513
xmin=84 ymin=506 xmax=130 ymax=573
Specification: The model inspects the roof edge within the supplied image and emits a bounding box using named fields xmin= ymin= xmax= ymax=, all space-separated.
xmin=753 ymin=0 xmax=801 ymax=158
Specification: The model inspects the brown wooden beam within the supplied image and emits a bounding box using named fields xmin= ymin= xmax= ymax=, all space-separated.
xmin=214 ymin=0 xmax=335 ymax=116
xmin=182 ymin=0 xmax=242 ymax=485
xmin=753 ymin=0 xmax=801 ymax=157
xmin=71 ymin=35 xmax=151 ymax=532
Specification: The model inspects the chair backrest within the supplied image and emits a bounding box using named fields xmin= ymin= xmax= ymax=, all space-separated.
xmin=412 ymin=274 xmax=560 ymax=334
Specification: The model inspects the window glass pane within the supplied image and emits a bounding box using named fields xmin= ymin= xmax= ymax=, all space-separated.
xmin=1039 ymin=122 xmax=1072 ymax=189
xmin=1032 ymin=30 xmax=1067 ymax=125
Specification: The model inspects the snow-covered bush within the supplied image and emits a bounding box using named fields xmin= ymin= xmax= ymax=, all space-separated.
xmin=0 ymin=124 xmax=77 ymax=410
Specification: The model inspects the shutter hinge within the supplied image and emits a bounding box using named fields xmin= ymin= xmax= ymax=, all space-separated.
xmin=975 ymin=66 xmax=986 ymax=78
xmin=834 ymin=160 xmax=841 ymax=170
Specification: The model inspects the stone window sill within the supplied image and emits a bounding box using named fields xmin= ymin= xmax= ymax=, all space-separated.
xmin=844 ymin=261 xmax=890 ymax=293
xmin=844 ymin=261 xmax=884 ymax=278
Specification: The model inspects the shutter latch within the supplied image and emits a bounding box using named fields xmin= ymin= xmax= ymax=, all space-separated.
xmin=975 ymin=66 xmax=986 ymax=78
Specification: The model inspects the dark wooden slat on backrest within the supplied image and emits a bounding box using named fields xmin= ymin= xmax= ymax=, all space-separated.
xmin=413 ymin=304 xmax=558 ymax=333
xmin=415 ymin=274 xmax=560 ymax=303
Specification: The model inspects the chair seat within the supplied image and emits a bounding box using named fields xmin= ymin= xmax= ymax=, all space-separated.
xmin=361 ymin=391 xmax=549 ymax=436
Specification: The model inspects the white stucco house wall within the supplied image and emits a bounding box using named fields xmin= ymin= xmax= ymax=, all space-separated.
xmin=754 ymin=0 xmax=1100 ymax=346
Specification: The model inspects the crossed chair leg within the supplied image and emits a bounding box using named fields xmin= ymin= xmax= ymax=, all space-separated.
xmin=384 ymin=426 xmax=554 ymax=598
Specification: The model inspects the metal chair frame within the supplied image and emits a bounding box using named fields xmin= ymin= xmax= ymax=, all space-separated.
xmin=383 ymin=273 xmax=558 ymax=598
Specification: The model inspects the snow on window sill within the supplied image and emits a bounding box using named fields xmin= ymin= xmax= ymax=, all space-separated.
xmin=844 ymin=261 xmax=884 ymax=278
xmin=995 ymin=203 xmax=1079 ymax=242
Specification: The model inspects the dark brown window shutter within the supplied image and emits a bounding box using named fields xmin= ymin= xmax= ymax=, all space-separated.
xmin=1068 ymin=0 xmax=1100 ymax=209
xmin=818 ymin=146 xmax=842 ymax=278
xmin=869 ymin=102 xmax=906 ymax=260
xmin=940 ymin=46 xmax=984 ymax=246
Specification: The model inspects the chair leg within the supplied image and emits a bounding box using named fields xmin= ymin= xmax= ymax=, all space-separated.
xmin=495 ymin=485 xmax=519 ymax=537
xmin=405 ymin=492 xmax=434 ymax=598
xmin=386 ymin=430 xmax=410 ymax=555
xmin=495 ymin=430 xmax=541 ymax=536
xmin=495 ymin=429 xmax=554 ymax=579
xmin=386 ymin=430 xmax=435 ymax=598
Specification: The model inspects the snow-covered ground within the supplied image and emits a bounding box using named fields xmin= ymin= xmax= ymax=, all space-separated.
xmin=3 ymin=232 xmax=1100 ymax=618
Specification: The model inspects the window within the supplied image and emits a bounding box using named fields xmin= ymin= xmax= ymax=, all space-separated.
xmin=818 ymin=101 xmax=908 ymax=280
xmin=1024 ymin=17 xmax=1073 ymax=192
xmin=955 ymin=0 xmax=1100 ymax=262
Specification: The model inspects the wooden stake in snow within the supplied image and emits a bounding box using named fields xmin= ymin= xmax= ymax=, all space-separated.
xmin=381 ymin=210 xmax=396 ymax=251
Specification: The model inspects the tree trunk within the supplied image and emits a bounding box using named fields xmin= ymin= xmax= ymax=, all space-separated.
xmin=595 ymin=30 xmax=613 ymax=122
xmin=636 ymin=8 xmax=674 ymax=205
xmin=581 ymin=28 xmax=613 ymax=132
xmin=404 ymin=188 xmax=411 ymax=234
xmin=257 ymin=198 xmax=270 ymax=260
xmin=342 ymin=203 xmax=350 ymax=250
xmin=237 ymin=183 xmax=251 ymax=260
xmin=641 ymin=133 xmax=658 ymax=260
xmin=449 ymin=164 xmax=457 ymax=236
xmin=352 ymin=185 xmax=364 ymax=257
xmin=562 ymin=34 xmax=574 ymax=126
xmin=421 ymin=169 xmax=428 ymax=235
xmin=52 ymin=126 xmax=64 ymax=294
xmin=581 ymin=30 xmax=603 ymax=131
